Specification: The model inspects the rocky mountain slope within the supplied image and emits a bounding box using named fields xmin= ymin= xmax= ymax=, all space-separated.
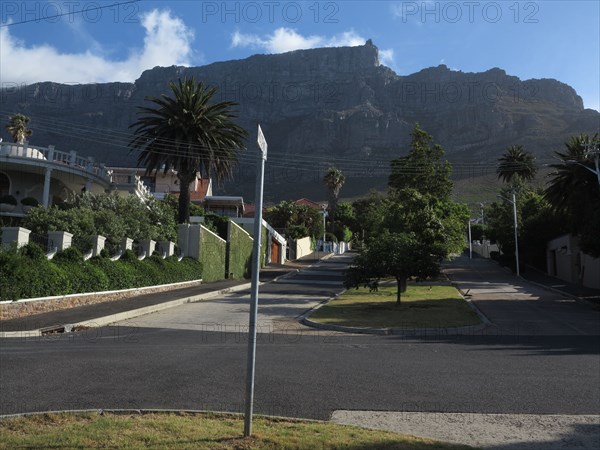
xmin=2 ymin=40 xmax=598 ymax=201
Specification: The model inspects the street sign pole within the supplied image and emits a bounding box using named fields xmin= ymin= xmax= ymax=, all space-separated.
xmin=244 ymin=125 xmax=267 ymax=437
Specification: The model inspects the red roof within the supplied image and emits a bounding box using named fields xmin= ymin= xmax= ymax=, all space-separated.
xmin=171 ymin=179 xmax=212 ymax=203
xmin=294 ymin=198 xmax=325 ymax=209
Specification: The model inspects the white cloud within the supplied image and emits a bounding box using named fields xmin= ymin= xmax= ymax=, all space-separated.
xmin=231 ymin=27 xmax=366 ymax=53
xmin=379 ymin=48 xmax=395 ymax=67
xmin=0 ymin=9 xmax=194 ymax=84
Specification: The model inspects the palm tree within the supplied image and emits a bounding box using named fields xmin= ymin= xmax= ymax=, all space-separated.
xmin=497 ymin=145 xmax=537 ymax=185
xmin=544 ymin=134 xmax=599 ymax=213
xmin=6 ymin=113 xmax=32 ymax=144
xmin=129 ymin=78 xmax=247 ymax=223
xmin=323 ymin=166 xmax=345 ymax=234
xmin=544 ymin=134 xmax=600 ymax=256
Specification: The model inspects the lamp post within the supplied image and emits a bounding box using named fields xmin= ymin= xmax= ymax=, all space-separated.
xmin=322 ymin=204 xmax=327 ymax=253
xmin=479 ymin=202 xmax=486 ymax=257
xmin=467 ymin=218 xmax=476 ymax=259
xmin=497 ymin=192 xmax=520 ymax=276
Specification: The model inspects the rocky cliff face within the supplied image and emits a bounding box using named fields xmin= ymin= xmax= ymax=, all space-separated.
xmin=2 ymin=41 xmax=598 ymax=201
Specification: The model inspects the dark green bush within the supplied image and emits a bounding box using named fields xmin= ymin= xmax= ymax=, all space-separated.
xmin=53 ymin=246 xmax=83 ymax=263
xmin=18 ymin=242 xmax=46 ymax=260
xmin=0 ymin=245 xmax=203 ymax=301
xmin=0 ymin=245 xmax=69 ymax=300
xmin=203 ymin=214 xmax=230 ymax=240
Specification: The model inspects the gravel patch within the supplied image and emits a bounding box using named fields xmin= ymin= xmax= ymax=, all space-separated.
xmin=331 ymin=410 xmax=600 ymax=450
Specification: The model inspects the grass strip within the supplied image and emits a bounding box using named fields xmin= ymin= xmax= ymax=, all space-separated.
xmin=0 ymin=411 xmax=479 ymax=449
xmin=309 ymin=285 xmax=481 ymax=329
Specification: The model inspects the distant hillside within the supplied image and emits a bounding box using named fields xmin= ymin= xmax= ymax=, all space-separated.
xmin=2 ymin=40 xmax=598 ymax=202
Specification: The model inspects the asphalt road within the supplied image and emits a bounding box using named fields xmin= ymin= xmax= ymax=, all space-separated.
xmin=1 ymin=254 xmax=599 ymax=423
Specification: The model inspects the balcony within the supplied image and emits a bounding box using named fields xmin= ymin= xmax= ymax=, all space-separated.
xmin=0 ymin=141 xmax=113 ymax=217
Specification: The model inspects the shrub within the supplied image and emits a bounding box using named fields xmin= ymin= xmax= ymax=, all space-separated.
xmin=325 ymin=232 xmax=338 ymax=243
xmin=53 ymin=246 xmax=83 ymax=263
xmin=335 ymin=226 xmax=353 ymax=243
xmin=287 ymin=225 xmax=309 ymax=240
xmin=203 ymin=214 xmax=230 ymax=240
xmin=20 ymin=197 xmax=39 ymax=207
xmin=0 ymin=244 xmax=69 ymax=300
xmin=0 ymin=245 xmax=203 ymax=301
xmin=0 ymin=195 xmax=17 ymax=206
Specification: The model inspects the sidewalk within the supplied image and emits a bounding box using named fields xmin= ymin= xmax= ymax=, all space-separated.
xmin=521 ymin=265 xmax=600 ymax=304
xmin=0 ymin=254 xmax=329 ymax=336
xmin=445 ymin=255 xmax=600 ymax=336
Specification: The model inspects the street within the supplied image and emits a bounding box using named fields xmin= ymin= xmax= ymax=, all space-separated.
xmin=1 ymin=254 xmax=599 ymax=449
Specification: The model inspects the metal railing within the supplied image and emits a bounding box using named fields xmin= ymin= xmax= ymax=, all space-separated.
xmin=28 ymin=232 xmax=54 ymax=252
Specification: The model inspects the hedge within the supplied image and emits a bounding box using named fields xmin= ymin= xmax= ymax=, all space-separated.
xmin=227 ymin=221 xmax=253 ymax=279
xmin=0 ymin=244 xmax=203 ymax=301
xmin=199 ymin=226 xmax=227 ymax=282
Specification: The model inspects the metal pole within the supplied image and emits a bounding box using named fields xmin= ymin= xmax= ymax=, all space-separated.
xmin=244 ymin=126 xmax=267 ymax=437
xmin=468 ymin=219 xmax=472 ymax=259
xmin=512 ymin=191 xmax=520 ymax=277
xmin=594 ymin=152 xmax=600 ymax=186
xmin=322 ymin=206 xmax=326 ymax=253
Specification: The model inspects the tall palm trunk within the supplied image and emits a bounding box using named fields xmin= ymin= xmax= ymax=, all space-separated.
xmin=177 ymin=172 xmax=195 ymax=224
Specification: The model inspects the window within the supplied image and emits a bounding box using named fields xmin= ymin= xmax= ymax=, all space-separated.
xmin=0 ymin=173 xmax=10 ymax=196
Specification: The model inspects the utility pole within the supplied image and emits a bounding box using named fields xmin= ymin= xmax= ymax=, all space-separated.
xmin=468 ymin=219 xmax=473 ymax=259
xmin=498 ymin=192 xmax=520 ymax=276
xmin=244 ymin=125 xmax=267 ymax=437
xmin=322 ymin=205 xmax=327 ymax=253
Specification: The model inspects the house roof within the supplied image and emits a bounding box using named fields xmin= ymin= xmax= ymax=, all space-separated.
xmin=171 ymin=178 xmax=212 ymax=203
xmin=294 ymin=198 xmax=326 ymax=209
xmin=205 ymin=196 xmax=244 ymax=204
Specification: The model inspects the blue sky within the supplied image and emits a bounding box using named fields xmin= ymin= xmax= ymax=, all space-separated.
xmin=1 ymin=1 xmax=599 ymax=111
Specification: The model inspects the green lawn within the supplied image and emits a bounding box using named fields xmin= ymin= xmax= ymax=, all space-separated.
xmin=309 ymin=284 xmax=481 ymax=329
xmin=0 ymin=412 xmax=478 ymax=449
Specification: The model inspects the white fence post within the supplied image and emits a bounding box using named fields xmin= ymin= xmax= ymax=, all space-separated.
xmin=48 ymin=231 xmax=73 ymax=251
xmin=1 ymin=227 xmax=31 ymax=249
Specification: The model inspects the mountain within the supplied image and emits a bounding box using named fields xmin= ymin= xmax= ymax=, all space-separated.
xmin=2 ymin=40 xmax=598 ymax=202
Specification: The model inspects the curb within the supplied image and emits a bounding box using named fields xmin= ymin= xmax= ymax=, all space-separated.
xmin=521 ymin=278 xmax=600 ymax=309
xmin=0 ymin=408 xmax=326 ymax=424
xmin=0 ymin=279 xmax=204 ymax=305
xmin=0 ymin=283 xmax=252 ymax=339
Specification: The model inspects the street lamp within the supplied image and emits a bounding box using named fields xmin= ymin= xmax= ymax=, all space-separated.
xmin=321 ymin=204 xmax=328 ymax=253
xmin=467 ymin=218 xmax=477 ymax=259
xmin=497 ymin=191 xmax=520 ymax=276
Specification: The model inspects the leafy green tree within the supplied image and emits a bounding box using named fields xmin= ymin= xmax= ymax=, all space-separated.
xmin=6 ymin=113 xmax=32 ymax=144
xmin=344 ymin=231 xmax=443 ymax=304
xmin=348 ymin=125 xmax=469 ymax=298
xmin=544 ymin=134 xmax=600 ymax=256
xmin=497 ymin=145 xmax=537 ymax=185
xmin=23 ymin=193 xmax=177 ymax=244
xmin=323 ymin=166 xmax=345 ymax=234
xmin=383 ymin=188 xmax=469 ymax=256
xmin=264 ymin=201 xmax=323 ymax=239
xmin=388 ymin=123 xmax=452 ymax=201
xmin=129 ymin=78 xmax=247 ymax=224
xmin=485 ymin=188 xmax=567 ymax=271
xmin=351 ymin=191 xmax=389 ymax=241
